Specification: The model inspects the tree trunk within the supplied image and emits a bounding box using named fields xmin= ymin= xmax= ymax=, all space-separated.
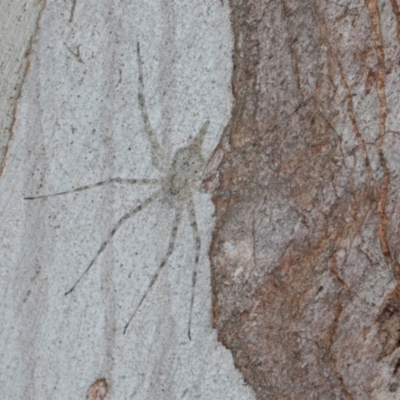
xmin=3 ymin=0 xmax=400 ymax=399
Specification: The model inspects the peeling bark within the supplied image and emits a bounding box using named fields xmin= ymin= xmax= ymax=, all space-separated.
xmin=210 ymin=0 xmax=400 ymax=398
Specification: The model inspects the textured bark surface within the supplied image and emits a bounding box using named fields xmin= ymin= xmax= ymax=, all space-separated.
xmin=0 ymin=0 xmax=45 ymax=175
xmin=210 ymin=0 xmax=400 ymax=398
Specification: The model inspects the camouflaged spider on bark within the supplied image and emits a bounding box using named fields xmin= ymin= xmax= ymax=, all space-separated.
xmin=25 ymin=42 xmax=210 ymax=339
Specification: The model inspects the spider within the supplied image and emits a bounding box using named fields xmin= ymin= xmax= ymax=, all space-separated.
xmin=25 ymin=43 xmax=210 ymax=339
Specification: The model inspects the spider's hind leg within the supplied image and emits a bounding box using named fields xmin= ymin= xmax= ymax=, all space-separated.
xmin=64 ymin=190 xmax=161 ymax=295
xmin=123 ymin=205 xmax=182 ymax=334
xmin=187 ymin=192 xmax=201 ymax=341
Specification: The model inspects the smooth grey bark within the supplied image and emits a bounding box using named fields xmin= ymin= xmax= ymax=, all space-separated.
xmin=0 ymin=1 xmax=255 ymax=399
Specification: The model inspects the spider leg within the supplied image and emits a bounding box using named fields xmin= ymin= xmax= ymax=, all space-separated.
xmin=65 ymin=189 xmax=161 ymax=295
xmin=24 ymin=178 xmax=159 ymax=200
xmin=187 ymin=192 xmax=201 ymax=341
xmin=190 ymin=120 xmax=210 ymax=150
xmin=136 ymin=42 xmax=169 ymax=173
xmin=123 ymin=204 xmax=182 ymax=334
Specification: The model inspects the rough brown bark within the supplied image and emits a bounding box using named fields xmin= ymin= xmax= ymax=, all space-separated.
xmin=210 ymin=0 xmax=400 ymax=398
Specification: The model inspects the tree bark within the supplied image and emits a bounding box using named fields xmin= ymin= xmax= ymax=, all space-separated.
xmin=4 ymin=0 xmax=400 ymax=399
xmin=0 ymin=0 xmax=45 ymax=175
xmin=210 ymin=0 xmax=400 ymax=398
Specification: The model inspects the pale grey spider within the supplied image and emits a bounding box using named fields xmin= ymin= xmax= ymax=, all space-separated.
xmin=25 ymin=43 xmax=210 ymax=339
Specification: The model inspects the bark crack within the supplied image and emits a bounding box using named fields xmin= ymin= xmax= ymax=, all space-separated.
xmin=365 ymin=0 xmax=391 ymax=259
xmin=389 ymin=0 xmax=400 ymax=47
xmin=0 ymin=1 xmax=47 ymax=177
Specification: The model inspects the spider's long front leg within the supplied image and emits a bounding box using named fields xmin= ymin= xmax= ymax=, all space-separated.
xmin=136 ymin=42 xmax=169 ymax=173
xmin=123 ymin=204 xmax=183 ymax=334
xmin=24 ymin=178 xmax=159 ymax=200
xmin=65 ymin=189 xmax=161 ymax=295
xmin=187 ymin=192 xmax=201 ymax=341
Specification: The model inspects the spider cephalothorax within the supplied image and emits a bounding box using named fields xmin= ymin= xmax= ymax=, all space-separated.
xmin=164 ymin=142 xmax=206 ymax=203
